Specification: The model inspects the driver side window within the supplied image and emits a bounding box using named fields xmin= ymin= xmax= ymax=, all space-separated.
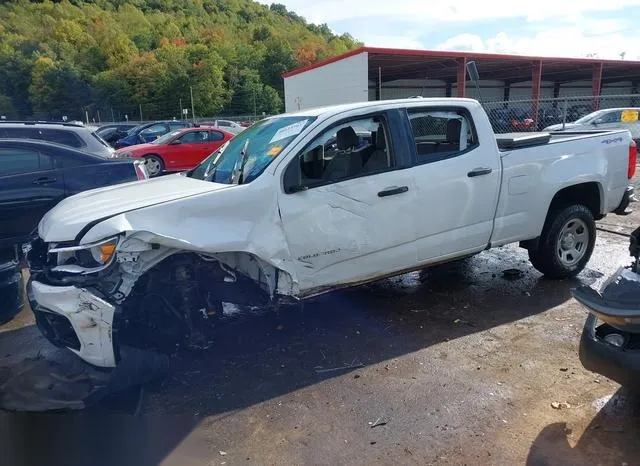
xmin=287 ymin=115 xmax=394 ymax=191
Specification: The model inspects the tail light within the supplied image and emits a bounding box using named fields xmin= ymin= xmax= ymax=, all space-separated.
xmin=629 ymin=140 xmax=637 ymax=179
xmin=135 ymin=162 xmax=149 ymax=180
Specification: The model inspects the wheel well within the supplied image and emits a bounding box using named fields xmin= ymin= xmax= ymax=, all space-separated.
xmin=549 ymin=182 xmax=602 ymax=219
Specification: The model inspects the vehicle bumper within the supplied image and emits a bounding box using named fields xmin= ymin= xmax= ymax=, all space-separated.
xmin=27 ymin=279 xmax=117 ymax=368
xmin=579 ymin=314 xmax=640 ymax=390
xmin=0 ymin=258 xmax=23 ymax=325
xmin=613 ymin=186 xmax=635 ymax=215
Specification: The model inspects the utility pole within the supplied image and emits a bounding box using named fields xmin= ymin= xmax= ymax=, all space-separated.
xmin=190 ymin=86 xmax=196 ymax=122
xmin=85 ymin=109 xmax=89 ymax=124
xmin=97 ymin=109 xmax=101 ymax=124
xmin=179 ymin=98 xmax=183 ymax=119
xmin=110 ymin=107 xmax=115 ymax=122
xmin=139 ymin=104 xmax=143 ymax=122
xmin=253 ymin=89 xmax=257 ymax=117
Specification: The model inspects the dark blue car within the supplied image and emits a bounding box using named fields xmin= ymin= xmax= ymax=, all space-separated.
xmin=0 ymin=139 xmax=149 ymax=323
xmin=113 ymin=120 xmax=192 ymax=149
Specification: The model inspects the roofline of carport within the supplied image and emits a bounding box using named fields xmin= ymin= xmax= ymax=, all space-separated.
xmin=282 ymin=46 xmax=640 ymax=78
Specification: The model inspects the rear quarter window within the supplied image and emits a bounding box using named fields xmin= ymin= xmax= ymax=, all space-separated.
xmin=38 ymin=129 xmax=85 ymax=148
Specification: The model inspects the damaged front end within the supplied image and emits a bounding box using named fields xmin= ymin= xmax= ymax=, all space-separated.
xmin=27 ymin=233 xmax=290 ymax=368
xmin=573 ymin=226 xmax=640 ymax=390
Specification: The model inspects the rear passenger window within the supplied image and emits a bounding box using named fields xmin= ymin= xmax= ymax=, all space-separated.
xmin=210 ymin=131 xmax=224 ymax=141
xmin=0 ymin=148 xmax=52 ymax=175
xmin=0 ymin=127 xmax=40 ymax=139
xmin=408 ymin=108 xmax=477 ymax=163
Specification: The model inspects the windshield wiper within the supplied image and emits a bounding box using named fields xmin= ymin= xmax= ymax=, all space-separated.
xmin=232 ymin=138 xmax=250 ymax=185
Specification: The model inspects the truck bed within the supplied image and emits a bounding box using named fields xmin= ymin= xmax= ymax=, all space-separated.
xmin=496 ymin=130 xmax=626 ymax=150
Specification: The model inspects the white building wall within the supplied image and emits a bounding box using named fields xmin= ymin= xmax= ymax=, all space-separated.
xmin=509 ymin=81 xmax=555 ymax=101
xmin=284 ymin=52 xmax=369 ymax=112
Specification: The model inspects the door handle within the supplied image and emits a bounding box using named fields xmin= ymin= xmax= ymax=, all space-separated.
xmin=378 ymin=186 xmax=409 ymax=197
xmin=467 ymin=168 xmax=492 ymax=178
xmin=33 ymin=177 xmax=57 ymax=185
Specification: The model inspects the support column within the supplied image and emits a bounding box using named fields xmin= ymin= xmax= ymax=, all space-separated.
xmin=592 ymin=62 xmax=603 ymax=111
xmin=445 ymin=82 xmax=452 ymax=98
xmin=531 ymin=60 xmax=542 ymax=130
xmin=503 ymin=82 xmax=510 ymax=106
xmin=456 ymin=57 xmax=467 ymax=97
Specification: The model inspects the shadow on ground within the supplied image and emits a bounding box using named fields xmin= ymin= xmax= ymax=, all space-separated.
xmin=526 ymin=389 xmax=640 ymax=465
xmin=0 ymin=249 xmax=599 ymax=465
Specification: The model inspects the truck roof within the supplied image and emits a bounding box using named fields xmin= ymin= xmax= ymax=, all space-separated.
xmin=284 ymin=97 xmax=482 ymax=118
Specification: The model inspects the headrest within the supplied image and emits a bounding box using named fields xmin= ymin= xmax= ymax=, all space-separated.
xmin=446 ymin=119 xmax=462 ymax=142
xmin=336 ymin=126 xmax=358 ymax=150
xmin=376 ymin=125 xmax=386 ymax=149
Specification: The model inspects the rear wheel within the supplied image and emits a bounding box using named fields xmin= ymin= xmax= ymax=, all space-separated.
xmin=528 ymin=204 xmax=596 ymax=279
xmin=143 ymin=154 xmax=164 ymax=177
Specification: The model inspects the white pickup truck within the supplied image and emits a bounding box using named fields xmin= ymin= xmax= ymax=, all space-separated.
xmin=26 ymin=98 xmax=636 ymax=367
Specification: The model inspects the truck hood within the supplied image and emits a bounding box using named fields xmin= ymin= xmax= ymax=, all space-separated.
xmin=39 ymin=174 xmax=231 ymax=242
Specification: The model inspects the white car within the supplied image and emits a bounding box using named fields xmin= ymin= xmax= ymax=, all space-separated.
xmin=27 ymin=98 xmax=636 ymax=367
xmin=545 ymin=107 xmax=640 ymax=140
xmin=203 ymin=119 xmax=245 ymax=135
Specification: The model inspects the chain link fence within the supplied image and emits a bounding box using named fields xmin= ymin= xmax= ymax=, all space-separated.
xmin=482 ymin=94 xmax=640 ymax=134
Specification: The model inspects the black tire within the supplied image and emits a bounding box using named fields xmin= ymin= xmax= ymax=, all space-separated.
xmin=528 ymin=204 xmax=596 ymax=279
xmin=143 ymin=154 xmax=164 ymax=177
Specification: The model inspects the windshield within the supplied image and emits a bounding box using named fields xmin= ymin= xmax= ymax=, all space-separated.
xmin=189 ymin=116 xmax=315 ymax=184
xmin=575 ymin=110 xmax=604 ymax=124
xmin=127 ymin=125 xmax=145 ymax=136
xmin=153 ymin=130 xmax=182 ymax=145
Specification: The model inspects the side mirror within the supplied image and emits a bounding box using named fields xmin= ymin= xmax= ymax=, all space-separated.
xmin=170 ymin=139 xmax=181 ymax=145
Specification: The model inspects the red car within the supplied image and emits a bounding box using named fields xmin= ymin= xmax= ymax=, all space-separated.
xmin=114 ymin=126 xmax=233 ymax=177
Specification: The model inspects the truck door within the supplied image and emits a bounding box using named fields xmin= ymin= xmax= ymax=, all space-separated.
xmin=278 ymin=113 xmax=417 ymax=293
xmin=0 ymin=144 xmax=65 ymax=245
xmin=405 ymin=107 xmax=501 ymax=262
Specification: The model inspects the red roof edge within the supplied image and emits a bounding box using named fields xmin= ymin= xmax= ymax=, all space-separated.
xmin=282 ymin=46 xmax=640 ymax=79
xmin=282 ymin=47 xmax=369 ymax=78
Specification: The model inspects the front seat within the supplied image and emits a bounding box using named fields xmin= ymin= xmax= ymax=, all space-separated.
xmin=362 ymin=125 xmax=390 ymax=173
xmin=323 ymin=126 xmax=362 ymax=181
xmin=437 ymin=119 xmax=461 ymax=152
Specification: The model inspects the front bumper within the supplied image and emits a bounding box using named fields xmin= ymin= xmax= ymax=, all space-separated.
xmin=27 ymin=279 xmax=117 ymax=368
xmin=613 ymin=186 xmax=635 ymax=216
xmin=579 ymin=314 xmax=640 ymax=390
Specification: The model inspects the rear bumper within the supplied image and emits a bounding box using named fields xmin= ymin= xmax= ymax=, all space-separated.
xmin=613 ymin=186 xmax=635 ymax=215
xmin=579 ymin=314 xmax=640 ymax=390
xmin=27 ymin=279 xmax=117 ymax=367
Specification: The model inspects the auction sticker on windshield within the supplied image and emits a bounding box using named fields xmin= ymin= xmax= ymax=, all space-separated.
xmin=621 ymin=110 xmax=639 ymax=123
xmin=269 ymin=119 xmax=308 ymax=143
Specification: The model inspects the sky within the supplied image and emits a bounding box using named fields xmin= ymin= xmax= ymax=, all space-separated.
xmin=261 ymin=0 xmax=640 ymax=59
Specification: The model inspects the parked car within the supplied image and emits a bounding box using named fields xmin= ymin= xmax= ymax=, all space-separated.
xmin=199 ymin=119 xmax=245 ymax=135
xmin=26 ymin=97 xmax=635 ymax=368
xmin=0 ymin=139 xmax=148 ymax=249
xmin=96 ymin=123 xmax=138 ymax=146
xmin=573 ymin=224 xmax=640 ymax=391
xmin=537 ymin=107 xmax=564 ymax=129
xmin=0 ymin=121 xmax=114 ymax=158
xmin=113 ymin=120 xmax=192 ymax=149
xmin=567 ymin=104 xmax=593 ymax=122
xmin=114 ymin=126 xmax=234 ymax=177
xmin=544 ymin=107 xmax=640 ymax=140
xmin=488 ymin=108 xmax=534 ymax=132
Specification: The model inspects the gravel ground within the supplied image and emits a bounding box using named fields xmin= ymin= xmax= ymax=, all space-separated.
xmin=1 ymin=181 xmax=640 ymax=466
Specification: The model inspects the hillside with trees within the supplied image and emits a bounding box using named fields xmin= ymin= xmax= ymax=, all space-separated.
xmin=0 ymin=0 xmax=361 ymax=121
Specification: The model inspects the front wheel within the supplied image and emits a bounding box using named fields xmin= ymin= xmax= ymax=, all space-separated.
xmin=143 ymin=154 xmax=164 ymax=177
xmin=528 ymin=204 xmax=596 ymax=279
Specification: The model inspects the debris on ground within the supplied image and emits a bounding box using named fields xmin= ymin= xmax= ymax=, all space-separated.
xmin=369 ymin=418 xmax=387 ymax=428
xmin=550 ymin=401 xmax=571 ymax=409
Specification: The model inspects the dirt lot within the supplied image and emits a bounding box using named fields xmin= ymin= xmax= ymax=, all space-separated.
xmin=2 ymin=198 xmax=640 ymax=465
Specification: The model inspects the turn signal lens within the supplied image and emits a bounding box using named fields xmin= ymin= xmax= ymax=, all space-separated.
xmin=99 ymin=243 xmax=117 ymax=264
